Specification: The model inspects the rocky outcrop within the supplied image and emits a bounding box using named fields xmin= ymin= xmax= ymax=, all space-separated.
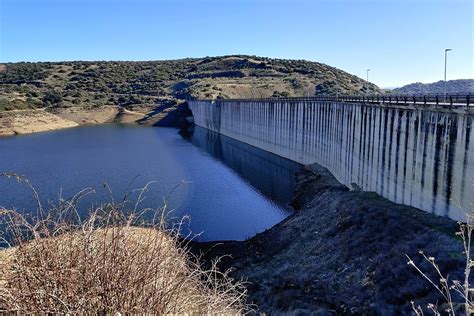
xmin=138 ymin=102 xmax=193 ymax=128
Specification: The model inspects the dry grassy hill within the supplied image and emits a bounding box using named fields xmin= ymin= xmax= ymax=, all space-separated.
xmin=0 ymin=55 xmax=380 ymax=111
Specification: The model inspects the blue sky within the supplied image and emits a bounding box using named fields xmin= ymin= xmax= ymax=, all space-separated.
xmin=0 ymin=0 xmax=472 ymax=87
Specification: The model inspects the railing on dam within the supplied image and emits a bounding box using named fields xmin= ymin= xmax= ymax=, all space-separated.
xmin=188 ymin=98 xmax=474 ymax=222
xmin=194 ymin=93 xmax=473 ymax=108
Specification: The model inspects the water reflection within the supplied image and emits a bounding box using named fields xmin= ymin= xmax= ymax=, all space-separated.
xmin=181 ymin=126 xmax=302 ymax=207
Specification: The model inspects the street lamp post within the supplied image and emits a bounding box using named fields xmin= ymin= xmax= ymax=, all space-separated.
xmin=444 ymin=49 xmax=452 ymax=102
xmin=366 ymin=69 xmax=371 ymax=97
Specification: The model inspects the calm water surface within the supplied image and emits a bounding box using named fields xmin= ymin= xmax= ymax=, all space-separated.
xmin=0 ymin=125 xmax=301 ymax=241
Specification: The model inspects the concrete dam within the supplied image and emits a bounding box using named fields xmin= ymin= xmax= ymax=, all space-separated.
xmin=188 ymin=98 xmax=474 ymax=221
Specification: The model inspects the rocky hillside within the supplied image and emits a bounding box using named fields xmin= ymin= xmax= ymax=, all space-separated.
xmin=192 ymin=164 xmax=464 ymax=314
xmin=392 ymin=79 xmax=474 ymax=95
xmin=0 ymin=56 xmax=379 ymax=111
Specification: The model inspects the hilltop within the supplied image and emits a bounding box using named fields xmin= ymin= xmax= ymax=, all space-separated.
xmin=391 ymin=79 xmax=474 ymax=95
xmin=0 ymin=55 xmax=379 ymax=112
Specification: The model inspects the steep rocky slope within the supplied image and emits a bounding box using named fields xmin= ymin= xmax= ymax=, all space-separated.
xmin=192 ymin=164 xmax=465 ymax=314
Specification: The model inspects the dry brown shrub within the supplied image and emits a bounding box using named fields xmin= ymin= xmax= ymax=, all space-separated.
xmin=407 ymin=209 xmax=474 ymax=316
xmin=0 ymin=174 xmax=248 ymax=314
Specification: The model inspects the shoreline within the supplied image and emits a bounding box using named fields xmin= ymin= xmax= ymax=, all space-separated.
xmin=0 ymin=103 xmax=192 ymax=137
xmin=0 ymin=106 xmax=151 ymax=137
xmin=0 ymin=108 xmax=79 ymax=136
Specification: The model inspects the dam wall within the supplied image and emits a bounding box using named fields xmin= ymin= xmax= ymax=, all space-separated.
xmin=189 ymin=99 xmax=474 ymax=221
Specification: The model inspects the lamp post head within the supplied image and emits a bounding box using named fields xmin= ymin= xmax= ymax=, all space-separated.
xmin=445 ymin=48 xmax=452 ymax=52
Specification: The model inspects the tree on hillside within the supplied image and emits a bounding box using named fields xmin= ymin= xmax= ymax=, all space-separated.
xmin=42 ymin=91 xmax=63 ymax=105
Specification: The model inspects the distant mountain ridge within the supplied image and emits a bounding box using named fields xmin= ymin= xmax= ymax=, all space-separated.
xmin=392 ymin=79 xmax=474 ymax=94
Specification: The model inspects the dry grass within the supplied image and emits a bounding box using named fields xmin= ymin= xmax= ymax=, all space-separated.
xmin=0 ymin=175 xmax=248 ymax=314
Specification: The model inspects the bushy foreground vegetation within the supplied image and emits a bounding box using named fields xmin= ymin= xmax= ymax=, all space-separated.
xmin=0 ymin=175 xmax=248 ymax=313
xmin=0 ymin=55 xmax=380 ymax=111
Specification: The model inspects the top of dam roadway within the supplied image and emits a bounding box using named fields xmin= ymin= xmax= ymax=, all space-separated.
xmin=192 ymin=93 xmax=473 ymax=109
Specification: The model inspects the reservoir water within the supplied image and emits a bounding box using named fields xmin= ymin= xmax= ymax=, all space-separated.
xmin=0 ymin=125 xmax=302 ymax=241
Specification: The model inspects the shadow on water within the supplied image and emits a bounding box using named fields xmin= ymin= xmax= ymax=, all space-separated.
xmin=180 ymin=126 xmax=303 ymax=208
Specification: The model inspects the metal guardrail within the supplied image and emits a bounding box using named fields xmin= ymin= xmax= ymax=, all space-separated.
xmin=194 ymin=93 xmax=473 ymax=108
